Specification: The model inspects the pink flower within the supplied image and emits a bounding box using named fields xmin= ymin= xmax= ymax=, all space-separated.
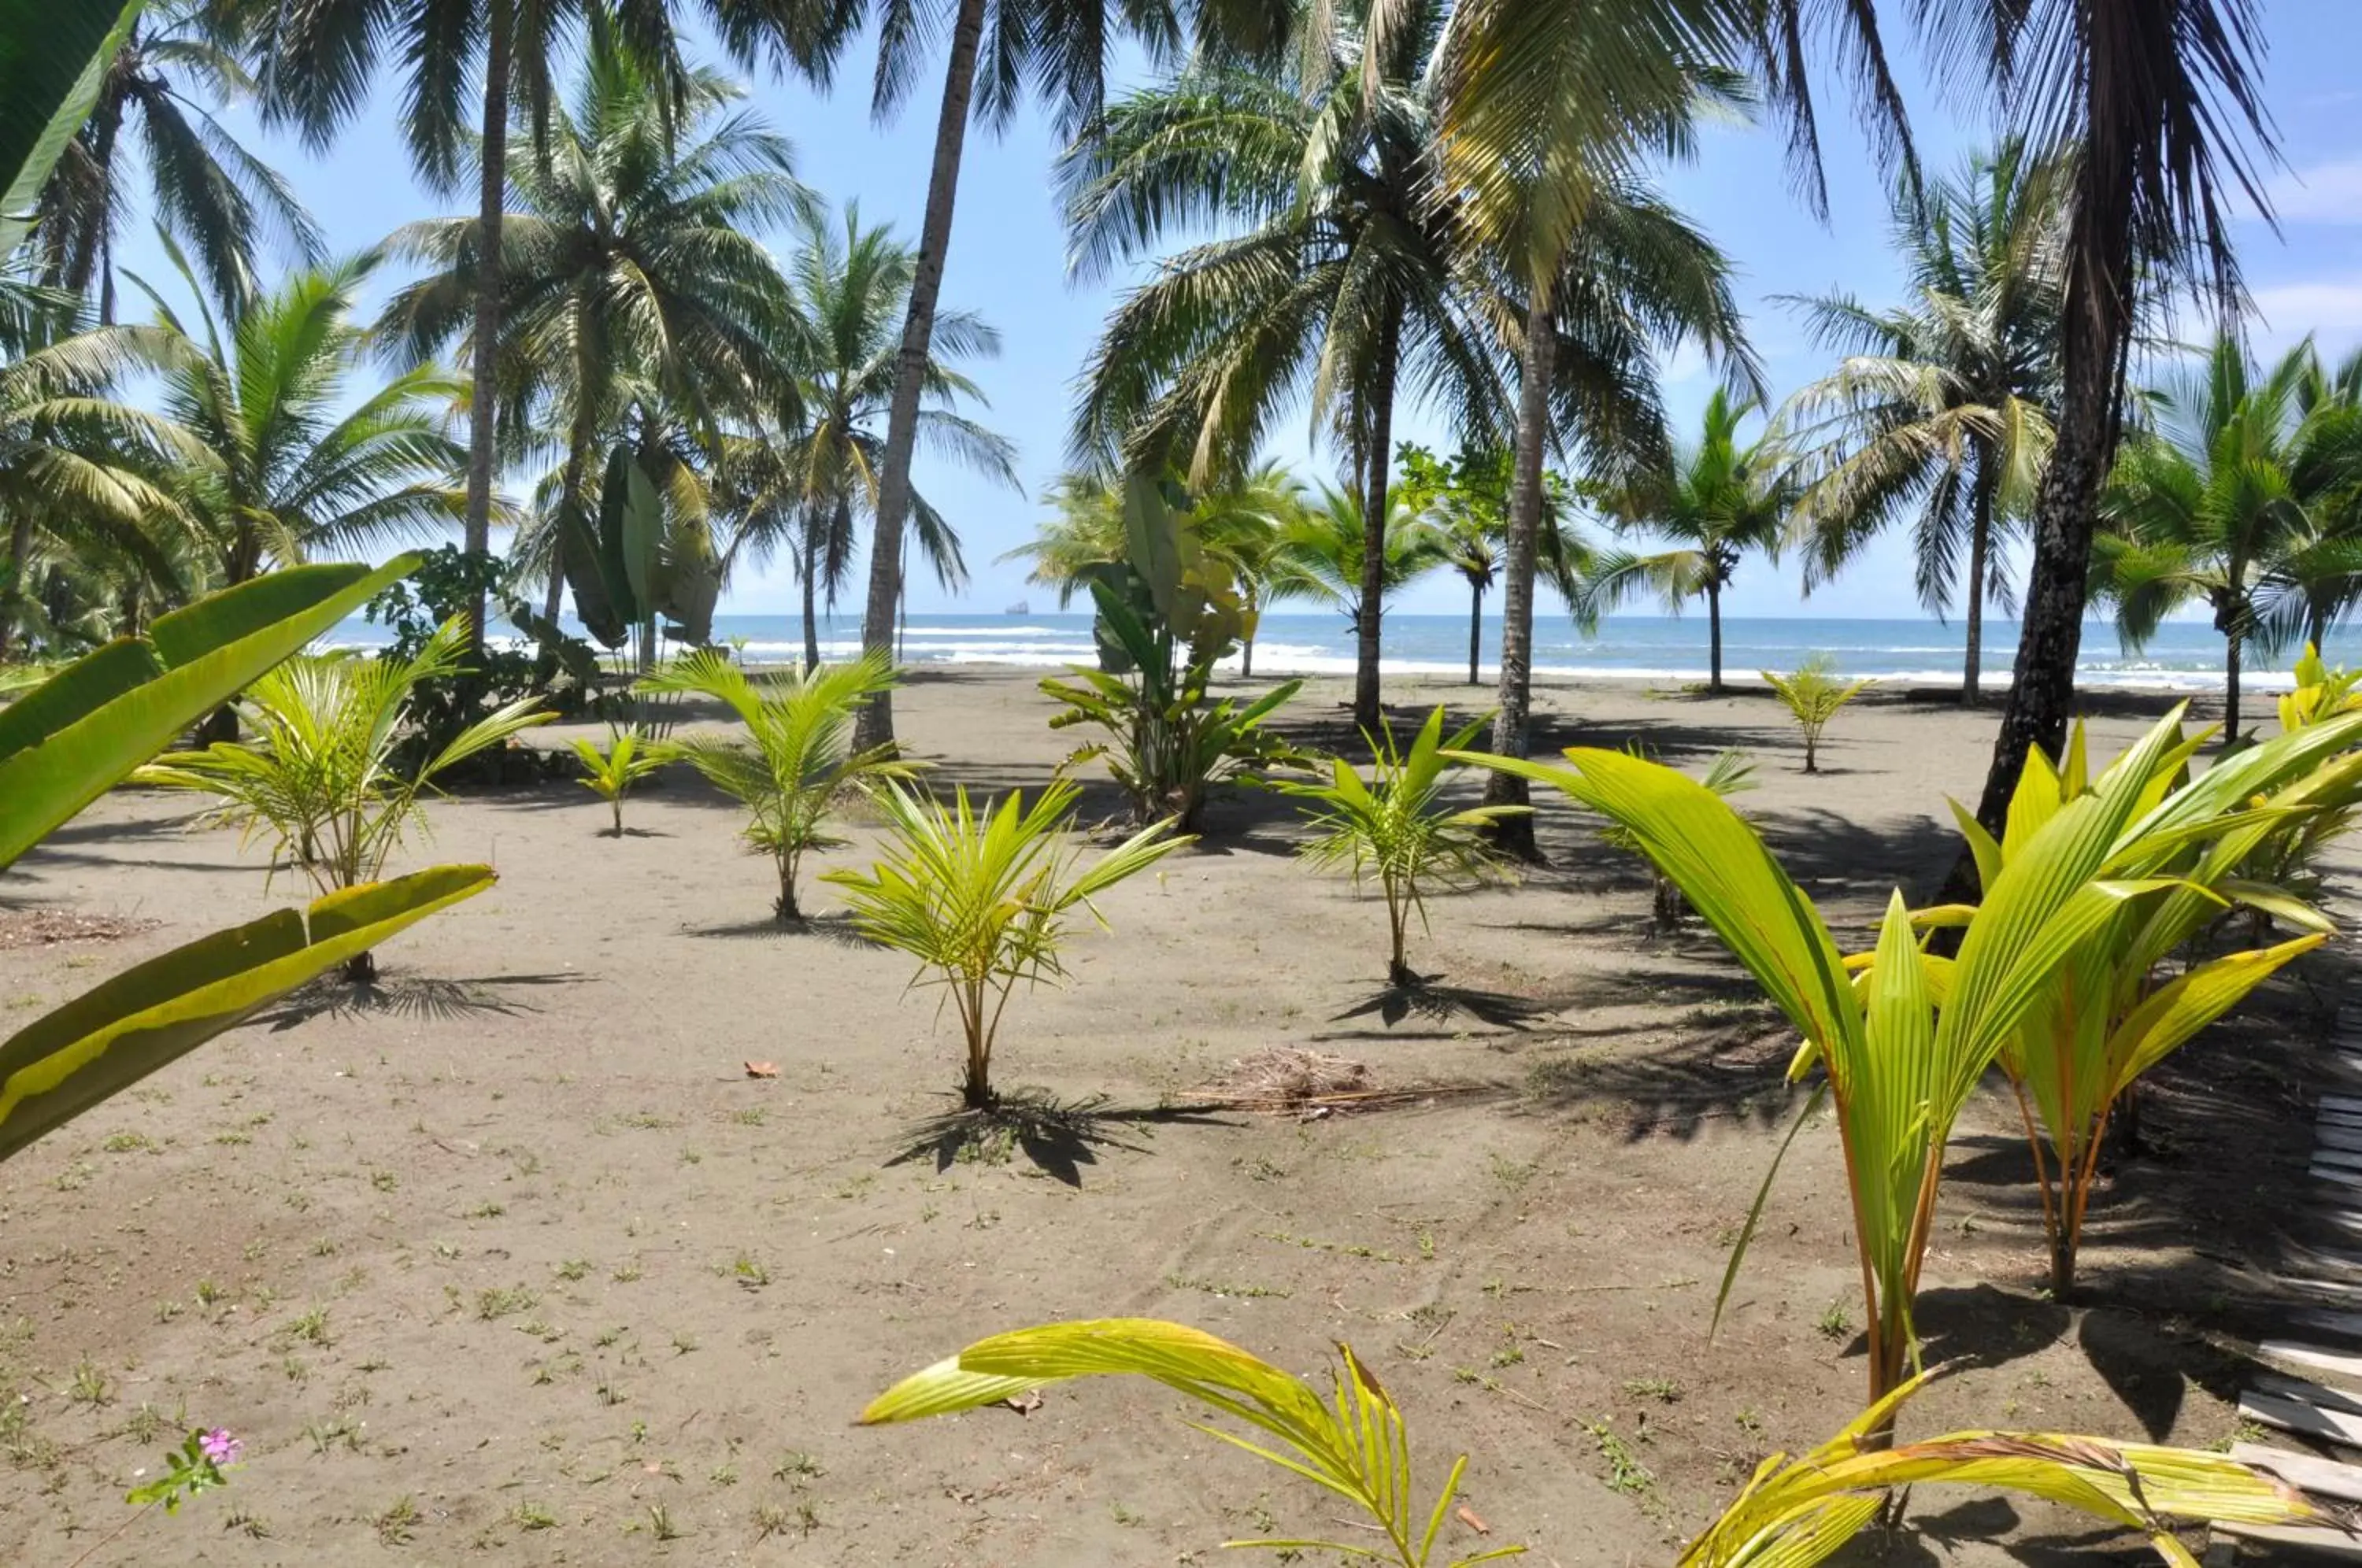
xmin=199 ymin=1428 xmax=242 ymax=1465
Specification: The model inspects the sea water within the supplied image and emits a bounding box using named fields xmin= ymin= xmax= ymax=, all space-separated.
xmin=328 ymin=611 xmax=2362 ymax=694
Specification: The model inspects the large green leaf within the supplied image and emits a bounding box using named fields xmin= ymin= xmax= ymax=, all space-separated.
xmin=0 ymin=864 xmax=492 ymax=1162
xmin=0 ymin=555 xmax=423 ymax=871
xmin=0 ymin=0 xmax=141 ymax=252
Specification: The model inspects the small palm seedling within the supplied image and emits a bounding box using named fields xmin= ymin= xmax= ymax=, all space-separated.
xmin=864 ymin=1318 xmax=2312 ymax=1567
xmin=1458 ymin=704 xmax=2362 ymax=1411
xmin=1276 ymin=707 xmax=1525 ymax=987
xmin=571 ymin=727 xmax=670 ymax=836
xmin=824 ymin=781 xmax=1188 ymax=1109
xmin=138 ymin=617 xmax=549 ymax=980
xmin=1760 ymin=657 xmax=1868 ymax=773
xmin=639 ymin=650 xmax=910 ymax=922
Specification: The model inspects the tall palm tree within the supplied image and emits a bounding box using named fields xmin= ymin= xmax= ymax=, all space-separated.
xmin=1264 ymin=482 xmax=1446 ymax=650
xmin=139 ymin=250 xmax=468 ymax=580
xmin=1581 ymin=390 xmax=1794 ymax=694
xmin=376 ymin=42 xmax=813 ymax=631
xmin=2092 ymin=335 xmax=2352 ymax=745
xmin=34 ymin=2 xmax=322 ymax=323
xmin=1778 ymin=140 xmax=2065 ymax=703
xmin=721 ymin=203 xmax=1015 ymax=674
xmin=1422 ymin=0 xmax=2278 ymax=841
xmin=1057 ymin=0 xmax=1512 ymax=731
xmin=225 ymin=0 xmax=816 ymax=659
xmin=0 ymin=325 xmax=187 ymax=659
xmin=1472 ymin=182 xmax=1756 ymax=857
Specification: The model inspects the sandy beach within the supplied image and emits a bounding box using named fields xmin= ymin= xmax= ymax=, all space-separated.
xmin=0 ymin=667 xmax=2339 ymax=1565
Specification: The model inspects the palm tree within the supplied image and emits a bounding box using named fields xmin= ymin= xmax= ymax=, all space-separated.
xmin=1778 ymin=141 xmax=2065 ymax=703
xmin=1421 ymin=0 xmax=2278 ymax=841
xmin=0 ymin=325 xmax=187 ymax=659
xmin=1467 ymin=176 xmax=1753 ymax=860
xmin=1058 ymin=2 xmax=1512 ymax=731
xmin=1264 ymin=483 xmax=1446 ymax=658
xmin=144 ymin=255 xmax=468 ymax=599
xmin=720 ymin=203 xmax=1016 ymax=674
xmin=2264 ymin=349 xmax=2362 ymax=653
xmin=226 ymin=0 xmax=817 ymax=658
xmin=837 ymin=0 xmax=1282 ymax=749
xmin=34 ymin=2 xmax=322 ymax=323
xmin=2092 ymin=335 xmax=2349 ymax=745
xmin=1580 ymin=390 xmax=1794 ymax=695
xmin=376 ymin=42 xmax=814 ymax=632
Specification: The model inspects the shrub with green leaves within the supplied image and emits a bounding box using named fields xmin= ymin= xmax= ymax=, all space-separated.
xmin=138 ymin=616 xmax=548 ymax=978
xmin=1041 ymin=473 xmax=1303 ymax=832
xmin=1760 ymin=656 xmax=1868 ymax=772
xmin=570 ymin=725 xmax=671 ymax=836
xmin=1277 ymin=707 xmax=1524 ymax=986
xmin=639 ymin=649 xmax=909 ymax=922
xmin=824 ymin=780 xmax=1187 ymax=1109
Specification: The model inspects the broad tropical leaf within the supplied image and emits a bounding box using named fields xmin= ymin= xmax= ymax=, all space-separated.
xmin=0 ymin=555 xmax=423 ymax=871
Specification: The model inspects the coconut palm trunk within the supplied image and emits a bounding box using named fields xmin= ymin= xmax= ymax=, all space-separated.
xmin=1963 ymin=461 xmax=1997 ymax=704
xmin=1466 ymin=577 xmax=1484 ymax=686
xmin=800 ymin=522 xmax=821 ymax=675
xmin=1705 ymin=576 xmax=1723 ymax=693
xmin=1481 ymin=291 xmax=1554 ymax=862
xmin=2221 ymin=609 xmax=2243 ymax=745
xmin=854 ymin=0 xmax=988 ymax=753
xmin=1969 ymin=129 xmax=2139 ymax=837
xmin=1353 ymin=316 xmax=1401 ymax=731
xmin=461 ymin=0 xmax=512 ymax=664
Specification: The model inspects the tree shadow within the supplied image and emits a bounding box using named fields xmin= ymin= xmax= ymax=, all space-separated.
xmin=254 ymin=971 xmax=589 ymax=1030
xmin=1324 ymin=972 xmax=1556 ymax=1034
xmin=678 ymin=912 xmax=879 ymax=949
xmin=1520 ymin=1022 xmax=1797 ymax=1140
xmin=884 ymin=1089 xmax=1238 ymax=1188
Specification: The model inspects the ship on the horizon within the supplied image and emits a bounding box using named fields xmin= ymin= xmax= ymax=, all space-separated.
xmin=1004 ymin=600 xmax=1028 ymax=616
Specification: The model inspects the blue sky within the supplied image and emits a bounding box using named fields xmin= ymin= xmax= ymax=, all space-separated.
xmin=139 ymin=0 xmax=2362 ymax=619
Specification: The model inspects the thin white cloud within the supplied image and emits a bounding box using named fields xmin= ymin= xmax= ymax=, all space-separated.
xmin=2249 ymin=278 xmax=2362 ymax=335
xmin=2264 ymin=158 xmax=2362 ymax=224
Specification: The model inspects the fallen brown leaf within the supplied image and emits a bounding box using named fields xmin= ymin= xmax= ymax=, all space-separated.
xmin=1457 ymin=1504 xmax=1490 ymax=1536
xmin=743 ymin=1061 xmax=779 ymax=1078
xmin=1000 ymin=1391 xmax=1043 ymax=1415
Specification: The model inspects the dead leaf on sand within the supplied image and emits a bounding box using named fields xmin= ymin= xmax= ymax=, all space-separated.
xmin=743 ymin=1061 xmax=779 ymax=1078
xmin=1000 ymin=1391 xmax=1043 ymax=1415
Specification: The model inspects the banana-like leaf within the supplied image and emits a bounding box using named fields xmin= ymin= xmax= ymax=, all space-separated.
xmin=0 ymin=557 xmax=424 ymax=872
xmin=0 ymin=0 xmax=142 ymax=253
xmin=0 ymin=865 xmax=492 ymax=1163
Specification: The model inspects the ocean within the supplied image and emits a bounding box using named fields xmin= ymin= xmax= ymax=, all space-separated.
xmin=332 ymin=610 xmax=2360 ymax=694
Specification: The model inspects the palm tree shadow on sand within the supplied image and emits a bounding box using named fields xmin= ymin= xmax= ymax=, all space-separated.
xmin=1328 ymin=970 xmax=1554 ymax=1032
xmin=254 ymin=971 xmax=590 ymax=1030
xmin=887 ymin=1089 xmax=1238 ymax=1187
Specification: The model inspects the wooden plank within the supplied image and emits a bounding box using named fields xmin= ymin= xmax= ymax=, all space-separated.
xmin=2256 ymin=1370 xmax=2362 ymax=1416
xmin=2323 ymin=1095 xmax=2362 ymax=1116
xmin=2215 ymin=1520 xmax=2362 ymax=1559
xmin=2235 ymin=1441 xmax=2362 ymax=1504
xmin=2320 ymin=1126 xmax=2362 ymax=1155
xmin=2269 ymin=1344 xmax=2362 ymax=1387
xmin=2279 ymin=1276 xmax=2362 ymax=1307
xmin=2316 ymin=1148 xmax=2362 ymax=1172
xmin=2316 ymin=1164 xmax=2362 ymax=1193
